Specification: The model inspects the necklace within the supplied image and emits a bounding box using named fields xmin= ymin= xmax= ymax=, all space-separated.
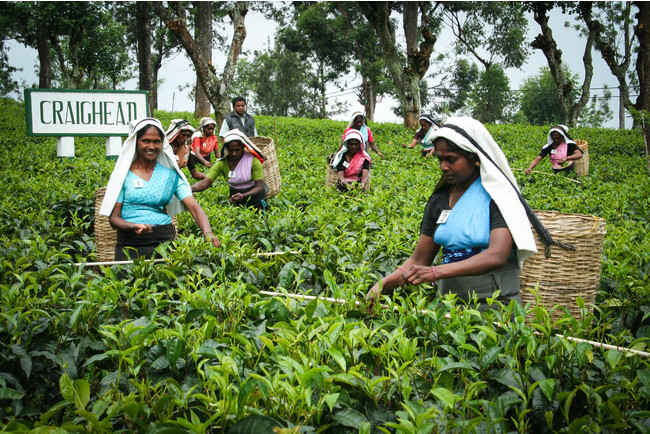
xmin=448 ymin=185 xmax=459 ymax=208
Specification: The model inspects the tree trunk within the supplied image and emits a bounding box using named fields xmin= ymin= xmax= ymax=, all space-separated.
xmin=136 ymin=2 xmax=155 ymax=114
xmin=194 ymin=1 xmax=212 ymax=118
xmin=358 ymin=2 xmax=436 ymax=129
xmin=36 ymin=28 xmax=51 ymax=88
xmin=151 ymin=1 xmax=248 ymax=126
xmin=531 ymin=3 xmax=594 ymax=127
xmin=633 ymin=1 xmax=650 ymax=171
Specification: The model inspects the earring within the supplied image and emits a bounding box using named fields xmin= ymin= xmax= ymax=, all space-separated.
xmin=475 ymin=161 xmax=480 ymax=167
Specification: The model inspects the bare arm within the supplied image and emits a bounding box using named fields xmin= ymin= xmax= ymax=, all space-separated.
xmin=230 ymin=179 xmax=265 ymax=204
xmin=366 ymin=234 xmax=440 ymax=301
xmin=403 ymin=227 xmax=514 ymax=285
xmin=191 ymin=175 xmax=215 ymax=193
xmin=181 ymin=196 xmax=220 ymax=247
xmin=524 ymin=156 xmax=543 ymax=174
xmin=108 ymin=202 xmax=152 ymax=235
xmin=402 ymin=138 xmax=418 ymax=148
xmin=359 ymin=168 xmax=370 ymax=189
xmin=368 ymin=141 xmax=383 ymax=159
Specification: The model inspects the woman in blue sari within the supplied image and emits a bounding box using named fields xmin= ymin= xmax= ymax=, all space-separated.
xmin=367 ymin=117 xmax=537 ymax=310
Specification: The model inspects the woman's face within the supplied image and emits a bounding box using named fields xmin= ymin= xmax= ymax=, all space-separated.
xmin=550 ymin=131 xmax=563 ymax=146
xmin=226 ymin=140 xmax=244 ymax=161
xmin=420 ymin=119 xmax=431 ymax=132
xmin=353 ymin=116 xmax=364 ymax=129
xmin=136 ymin=126 xmax=163 ymax=163
xmin=204 ymin=124 xmax=216 ymax=137
xmin=434 ymin=139 xmax=479 ymax=186
xmin=346 ymin=139 xmax=361 ymax=154
xmin=175 ymin=130 xmax=192 ymax=146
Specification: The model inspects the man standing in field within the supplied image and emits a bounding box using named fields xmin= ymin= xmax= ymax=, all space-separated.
xmin=219 ymin=96 xmax=257 ymax=143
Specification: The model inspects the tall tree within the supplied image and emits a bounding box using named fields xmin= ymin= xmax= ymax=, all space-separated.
xmin=526 ymin=2 xmax=597 ymax=127
xmin=633 ymin=1 xmax=650 ymax=171
xmin=135 ymin=2 xmax=154 ymax=113
xmin=471 ymin=65 xmax=515 ymax=124
xmin=581 ymin=2 xmax=637 ymax=129
xmin=519 ymin=66 xmax=577 ymax=125
xmin=443 ymin=2 xmax=529 ymax=71
xmin=194 ymin=1 xmax=212 ymax=118
xmin=151 ymin=1 xmax=248 ymax=125
xmin=357 ymin=2 xmax=440 ymax=128
xmin=279 ymin=2 xmax=351 ymax=118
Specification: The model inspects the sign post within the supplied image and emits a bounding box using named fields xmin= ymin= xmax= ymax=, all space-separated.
xmin=24 ymin=89 xmax=149 ymax=159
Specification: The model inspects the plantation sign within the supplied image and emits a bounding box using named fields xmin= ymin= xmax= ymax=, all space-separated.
xmin=24 ymin=89 xmax=149 ymax=158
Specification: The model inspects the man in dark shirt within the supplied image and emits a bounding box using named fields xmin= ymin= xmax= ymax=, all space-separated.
xmin=218 ymin=96 xmax=257 ymax=143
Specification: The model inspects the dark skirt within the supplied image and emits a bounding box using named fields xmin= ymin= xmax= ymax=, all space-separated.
xmin=229 ymin=184 xmax=268 ymax=211
xmin=115 ymin=223 xmax=176 ymax=261
xmin=552 ymin=162 xmax=575 ymax=173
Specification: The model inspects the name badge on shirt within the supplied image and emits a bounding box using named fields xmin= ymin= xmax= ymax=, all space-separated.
xmin=342 ymin=161 xmax=349 ymax=168
xmin=228 ymin=170 xmax=236 ymax=178
xmin=133 ymin=179 xmax=144 ymax=189
xmin=437 ymin=209 xmax=451 ymax=224
xmin=550 ymin=149 xmax=557 ymax=155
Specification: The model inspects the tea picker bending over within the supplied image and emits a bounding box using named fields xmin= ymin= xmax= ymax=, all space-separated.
xmin=190 ymin=117 xmax=219 ymax=171
xmin=100 ymin=117 xmax=219 ymax=261
xmin=343 ymin=111 xmax=383 ymax=160
xmin=192 ymin=129 xmax=268 ymax=211
xmin=524 ymin=125 xmax=583 ymax=174
xmin=165 ymin=119 xmax=194 ymax=170
xmin=401 ymin=114 xmax=440 ymax=158
xmin=331 ymin=129 xmax=371 ymax=192
xmin=367 ymin=117 xmax=537 ymax=311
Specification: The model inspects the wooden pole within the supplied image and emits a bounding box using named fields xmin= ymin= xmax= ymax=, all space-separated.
xmin=73 ymin=251 xmax=299 ymax=267
xmin=512 ymin=168 xmax=581 ymax=184
xmin=260 ymin=290 xmax=650 ymax=358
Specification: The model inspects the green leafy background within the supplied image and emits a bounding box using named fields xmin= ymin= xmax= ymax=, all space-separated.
xmin=0 ymin=98 xmax=649 ymax=432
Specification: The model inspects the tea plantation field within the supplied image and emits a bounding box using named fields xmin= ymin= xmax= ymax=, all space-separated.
xmin=0 ymin=97 xmax=649 ymax=432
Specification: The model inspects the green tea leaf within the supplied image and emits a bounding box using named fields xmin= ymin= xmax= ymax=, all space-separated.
xmin=431 ymin=387 xmax=458 ymax=409
xmin=332 ymin=409 xmax=368 ymax=429
xmin=59 ymin=373 xmax=74 ymax=403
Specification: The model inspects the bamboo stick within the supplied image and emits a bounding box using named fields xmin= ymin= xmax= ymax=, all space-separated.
xmin=260 ymin=290 xmax=650 ymax=358
xmin=512 ymin=168 xmax=582 ymax=184
xmin=73 ymin=251 xmax=299 ymax=267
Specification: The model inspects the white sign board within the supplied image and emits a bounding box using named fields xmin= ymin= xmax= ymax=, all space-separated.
xmin=25 ymin=89 xmax=149 ymax=137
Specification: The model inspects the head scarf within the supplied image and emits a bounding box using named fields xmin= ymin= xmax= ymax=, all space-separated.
xmin=419 ymin=114 xmax=440 ymax=128
xmin=220 ymin=129 xmax=265 ymax=163
xmin=99 ymin=117 xmax=191 ymax=217
xmin=199 ymin=117 xmax=217 ymax=132
xmin=331 ymin=129 xmax=371 ymax=168
xmin=543 ymin=124 xmax=575 ymax=149
xmin=428 ymin=117 xmax=537 ymax=265
xmin=166 ymin=119 xmax=195 ymax=144
xmin=346 ymin=111 xmax=367 ymax=129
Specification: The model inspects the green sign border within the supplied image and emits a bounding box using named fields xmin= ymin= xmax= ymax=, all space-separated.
xmin=24 ymin=89 xmax=150 ymax=137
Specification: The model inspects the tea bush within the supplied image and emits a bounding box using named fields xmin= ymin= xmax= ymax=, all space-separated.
xmin=0 ymin=98 xmax=649 ymax=432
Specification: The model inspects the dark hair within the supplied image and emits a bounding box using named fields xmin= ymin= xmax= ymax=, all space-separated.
xmin=137 ymin=124 xmax=164 ymax=141
xmin=232 ymin=96 xmax=246 ymax=106
xmin=226 ymin=139 xmax=243 ymax=150
xmin=433 ymin=137 xmax=479 ymax=165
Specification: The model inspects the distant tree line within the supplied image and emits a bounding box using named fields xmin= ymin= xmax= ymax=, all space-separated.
xmin=1 ymin=1 xmax=649 ymax=132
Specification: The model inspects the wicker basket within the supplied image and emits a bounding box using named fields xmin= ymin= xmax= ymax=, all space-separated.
xmin=94 ymin=187 xmax=178 ymax=262
xmin=249 ymin=136 xmax=281 ymax=198
xmin=325 ymin=154 xmax=371 ymax=191
xmin=574 ymin=140 xmax=589 ymax=176
xmin=520 ymin=210 xmax=606 ymax=321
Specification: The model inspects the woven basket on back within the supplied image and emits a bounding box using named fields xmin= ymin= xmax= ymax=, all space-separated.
xmin=325 ymin=154 xmax=371 ymax=191
xmin=94 ymin=187 xmax=178 ymax=262
xmin=574 ymin=140 xmax=589 ymax=176
xmin=520 ymin=210 xmax=606 ymax=321
xmin=249 ymin=136 xmax=281 ymax=198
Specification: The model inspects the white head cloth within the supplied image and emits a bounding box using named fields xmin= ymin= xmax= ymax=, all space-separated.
xmin=346 ymin=111 xmax=367 ymax=128
xmin=99 ymin=117 xmax=191 ymax=217
xmin=165 ymin=119 xmax=195 ymax=144
xmin=331 ymin=129 xmax=370 ymax=168
xmin=220 ymin=128 xmax=265 ymax=162
xmin=543 ymin=124 xmax=575 ymax=149
xmin=428 ymin=117 xmax=537 ymax=265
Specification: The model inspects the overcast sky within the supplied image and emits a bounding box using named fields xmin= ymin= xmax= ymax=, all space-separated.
xmin=5 ymin=6 xmax=628 ymax=129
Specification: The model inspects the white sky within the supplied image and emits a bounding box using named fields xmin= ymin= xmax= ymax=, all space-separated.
xmin=5 ymin=7 xmax=628 ymax=128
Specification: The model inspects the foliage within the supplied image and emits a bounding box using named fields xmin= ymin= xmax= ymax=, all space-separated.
xmin=0 ymin=98 xmax=649 ymax=431
xmin=471 ymin=65 xmax=516 ymax=124
xmin=0 ymin=42 xmax=19 ymax=97
xmin=519 ymin=66 xmax=578 ymax=126
xmin=579 ymin=85 xmax=614 ymax=128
